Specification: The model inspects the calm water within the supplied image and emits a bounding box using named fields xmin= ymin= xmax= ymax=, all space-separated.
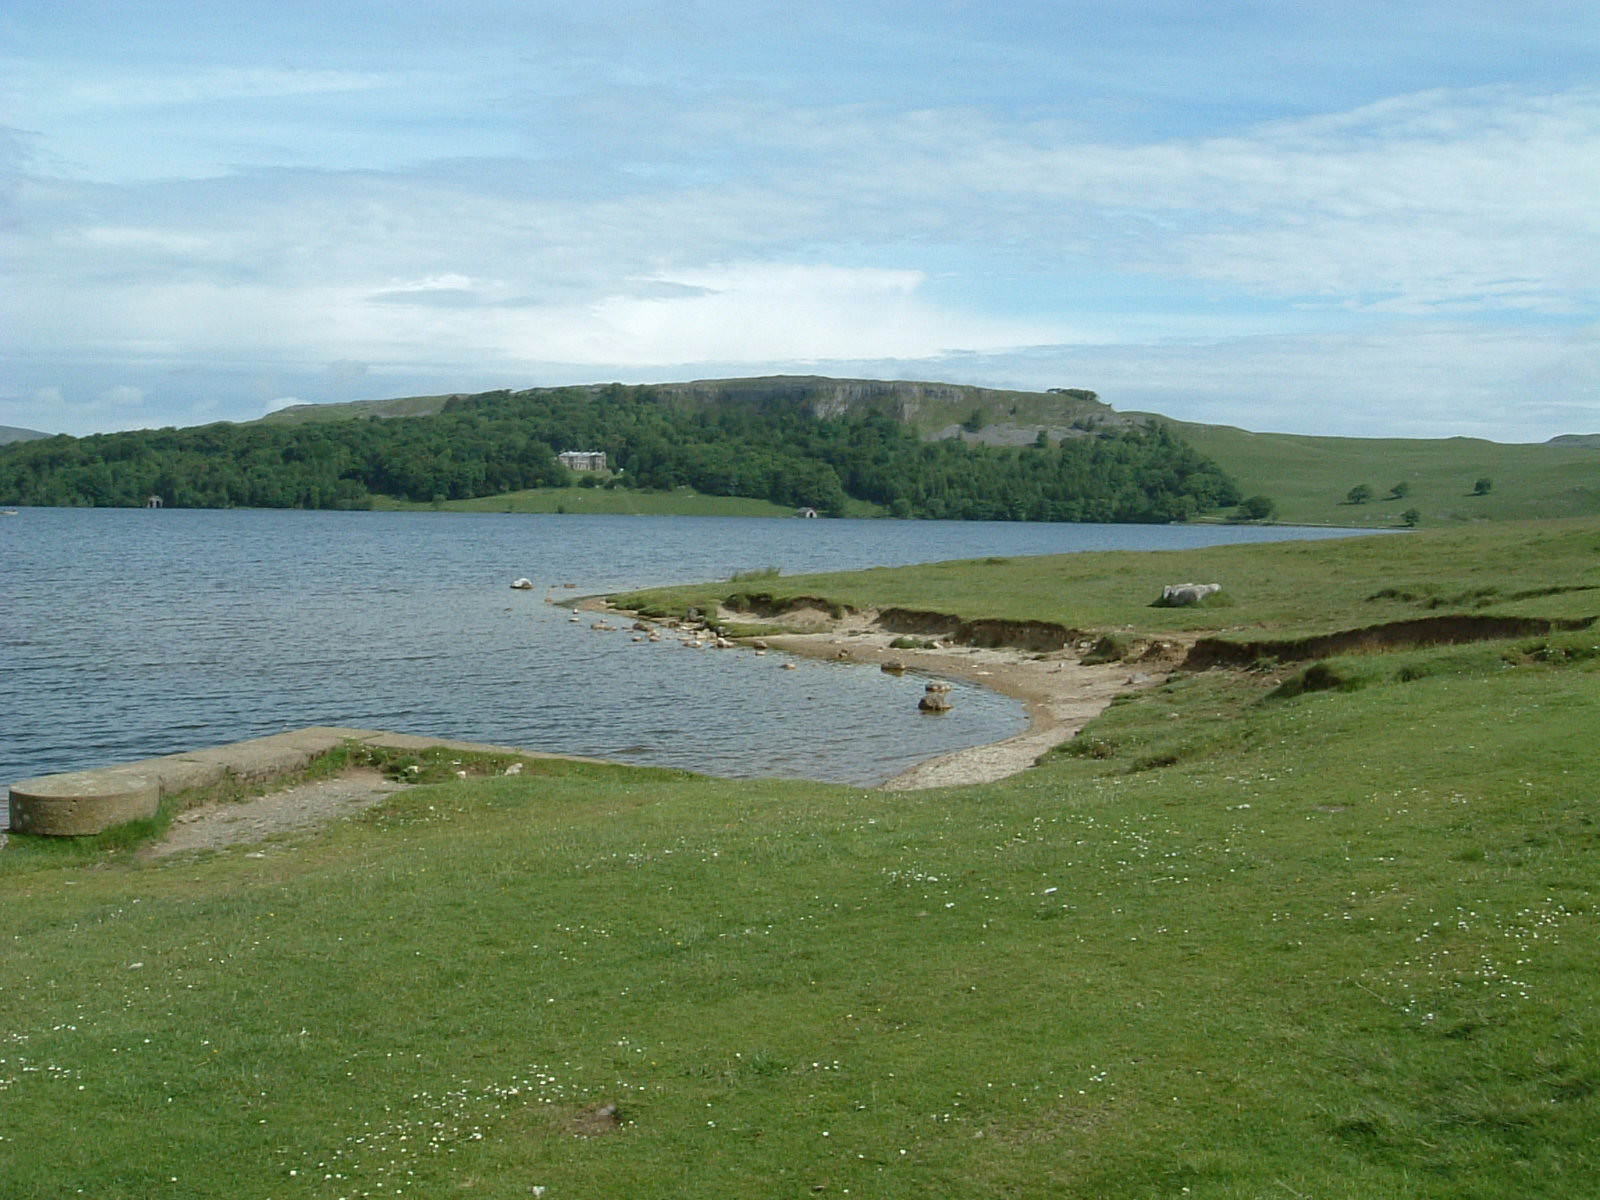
xmin=1 ymin=509 xmax=1362 ymax=791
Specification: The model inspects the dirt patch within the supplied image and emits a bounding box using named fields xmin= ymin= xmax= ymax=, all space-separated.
xmin=143 ymin=769 xmax=411 ymax=858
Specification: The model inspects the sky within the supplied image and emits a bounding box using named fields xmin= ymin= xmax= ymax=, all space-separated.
xmin=2 ymin=1 xmax=1597 ymax=441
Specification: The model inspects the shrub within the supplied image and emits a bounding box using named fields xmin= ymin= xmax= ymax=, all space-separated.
xmin=1234 ymin=494 xmax=1276 ymax=521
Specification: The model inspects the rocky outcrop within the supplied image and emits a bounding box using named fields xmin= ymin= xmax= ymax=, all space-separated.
xmin=1156 ymin=582 xmax=1221 ymax=607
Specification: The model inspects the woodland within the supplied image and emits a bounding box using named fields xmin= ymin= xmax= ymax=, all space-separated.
xmin=0 ymin=383 xmax=1240 ymax=521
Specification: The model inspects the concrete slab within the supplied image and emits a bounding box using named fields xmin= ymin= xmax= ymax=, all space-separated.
xmin=4 ymin=726 xmax=574 ymax=837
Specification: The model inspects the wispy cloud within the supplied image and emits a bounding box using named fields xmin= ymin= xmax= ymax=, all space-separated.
xmin=4 ymin=65 xmax=397 ymax=117
xmin=1 ymin=3 xmax=1595 ymax=439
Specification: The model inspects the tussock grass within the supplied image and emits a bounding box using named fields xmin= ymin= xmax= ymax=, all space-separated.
xmin=5 ymin=521 xmax=1600 ymax=1197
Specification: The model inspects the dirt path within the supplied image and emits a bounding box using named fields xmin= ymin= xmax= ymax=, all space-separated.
xmin=143 ymin=770 xmax=411 ymax=858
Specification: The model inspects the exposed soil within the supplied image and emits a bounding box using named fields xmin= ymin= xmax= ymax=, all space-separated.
xmin=1184 ymin=613 xmax=1597 ymax=668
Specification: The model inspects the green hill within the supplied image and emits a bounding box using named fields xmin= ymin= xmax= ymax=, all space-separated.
xmin=1162 ymin=421 xmax=1600 ymax=528
xmin=0 ymin=378 xmax=1234 ymax=521
xmin=0 ymin=424 xmax=51 ymax=445
xmin=254 ymin=375 xmax=1115 ymax=441
xmin=7 ymin=375 xmax=1596 ymax=524
xmin=261 ymin=377 xmax=1599 ymax=527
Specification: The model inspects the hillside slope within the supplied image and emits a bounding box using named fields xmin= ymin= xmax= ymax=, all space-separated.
xmin=0 ymin=425 xmax=51 ymax=445
xmin=1162 ymin=420 xmax=1600 ymax=527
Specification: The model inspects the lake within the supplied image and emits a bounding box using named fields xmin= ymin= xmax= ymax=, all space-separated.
xmin=1 ymin=509 xmax=1363 ymax=793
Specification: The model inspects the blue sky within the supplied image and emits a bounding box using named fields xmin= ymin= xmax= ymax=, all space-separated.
xmin=2 ymin=1 xmax=1596 ymax=440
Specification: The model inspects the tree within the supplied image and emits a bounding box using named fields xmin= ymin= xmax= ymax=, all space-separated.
xmin=1234 ymin=494 xmax=1276 ymax=521
xmin=1388 ymin=481 xmax=1411 ymax=500
xmin=1346 ymin=483 xmax=1375 ymax=505
xmin=1400 ymin=507 xmax=1422 ymax=527
xmin=1473 ymin=477 xmax=1493 ymax=496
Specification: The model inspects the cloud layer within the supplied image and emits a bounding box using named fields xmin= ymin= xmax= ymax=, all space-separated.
xmin=1 ymin=3 xmax=1595 ymax=439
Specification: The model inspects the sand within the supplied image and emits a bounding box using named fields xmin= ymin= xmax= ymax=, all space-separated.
xmin=750 ymin=609 xmax=1182 ymax=789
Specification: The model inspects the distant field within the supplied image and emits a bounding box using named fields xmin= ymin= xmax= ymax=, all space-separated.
xmin=1171 ymin=422 xmax=1600 ymax=528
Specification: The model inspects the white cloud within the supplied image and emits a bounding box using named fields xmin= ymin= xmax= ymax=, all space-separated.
xmin=98 ymin=384 xmax=146 ymax=406
xmin=2 ymin=53 xmax=1594 ymax=440
xmin=5 ymin=65 xmax=395 ymax=118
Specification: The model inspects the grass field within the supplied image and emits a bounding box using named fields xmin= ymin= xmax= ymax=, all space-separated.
xmin=1171 ymin=422 xmax=1600 ymax=529
xmin=617 ymin=516 xmax=1600 ymax=639
xmin=4 ymin=519 xmax=1598 ymax=1198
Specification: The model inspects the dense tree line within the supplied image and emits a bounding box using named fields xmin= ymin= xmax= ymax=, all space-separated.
xmin=0 ymin=383 xmax=1240 ymax=521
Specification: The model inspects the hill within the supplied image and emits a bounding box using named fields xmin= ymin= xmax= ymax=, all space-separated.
xmin=0 ymin=378 xmax=1235 ymax=521
xmin=0 ymin=425 xmax=51 ymax=445
xmin=5 ymin=375 xmax=1595 ymax=524
xmin=262 ymin=377 xmax=1599 ymax=527
xmin=255 ymin=375 xmax=1115 ymax=441
xmin=1159 ymin=420 xmax=1600 ymax=527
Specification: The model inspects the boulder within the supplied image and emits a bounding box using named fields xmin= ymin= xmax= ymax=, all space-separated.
xmin=1158 ymin=582 xmax=1221 ymax=607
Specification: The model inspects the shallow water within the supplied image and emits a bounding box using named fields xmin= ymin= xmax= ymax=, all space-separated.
xmin=1 ymin=508 xmax=1362 ymax=791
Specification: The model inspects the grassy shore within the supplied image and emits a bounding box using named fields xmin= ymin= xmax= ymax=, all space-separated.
xmin=616 ymin=516 xmax=1600 ymax=637
xmin=3 ymin=519 xmax=1598 ymax=1198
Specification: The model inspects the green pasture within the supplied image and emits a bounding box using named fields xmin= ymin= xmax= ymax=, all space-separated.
xmin=618 ymin=517 xmax=1600 ymax=640
xmin=1173 ymin=423 xmax=1600 ymax=528
xmin=4 ymin=519 xmax=1600 ymax=1198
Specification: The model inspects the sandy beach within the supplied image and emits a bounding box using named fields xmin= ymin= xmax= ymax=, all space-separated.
xmin=738 ymin=608 xmax=1184 ymax=790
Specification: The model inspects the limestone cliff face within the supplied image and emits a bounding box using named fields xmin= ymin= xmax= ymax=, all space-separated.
xmin=257 ymin=374 xmax=1131 ymax=443
xmin=649 ymin=375 xmax=1122 ymax=441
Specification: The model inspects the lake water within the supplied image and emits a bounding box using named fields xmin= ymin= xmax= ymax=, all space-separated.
xmin=1 ymin=509 xmax=1363 ymax=793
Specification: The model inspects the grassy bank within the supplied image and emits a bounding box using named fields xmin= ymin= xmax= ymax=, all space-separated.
xmin=617 ymin=516 xmax=1600 ymax=640
xmin=4 ymin=520 xmax=1599 ymax=1198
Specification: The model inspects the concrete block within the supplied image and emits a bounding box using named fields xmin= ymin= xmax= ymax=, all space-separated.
xmin=8 ymin=769 xmax=160 ymax=836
